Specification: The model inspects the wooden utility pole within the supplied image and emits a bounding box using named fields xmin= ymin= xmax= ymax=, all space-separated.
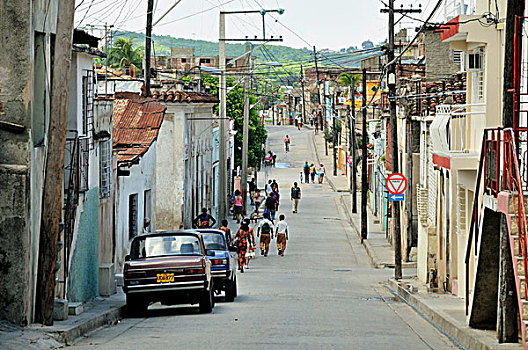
xmin=313 ymin=46 xmax=323 ymax=129
xmin=145 ymin=0 xmax=154 ymax=96
xmin=36 ymin=0 xmax=76 ymax=325
xmin=333 ymin=94 xmax=337 ymax=176
xmin=300 ymin=65 xmax=307 ymax=124
xmin=361 ymin=69 xmax=368 ymax=242
xmin=240 ymin=45 xmax=251 ymax=214
xmin=351 ymin=84 xmax=357 ymax=213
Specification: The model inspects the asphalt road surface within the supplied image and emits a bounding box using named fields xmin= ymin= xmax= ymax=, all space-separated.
xmin=71 ymin=125 xmax=457 ymax=350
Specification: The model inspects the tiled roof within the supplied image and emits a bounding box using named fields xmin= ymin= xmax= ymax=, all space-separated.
xmin=113 ymin=98 xmax=166 ymax=165
xmin=151 ymin=90 xmax=219 ymax=104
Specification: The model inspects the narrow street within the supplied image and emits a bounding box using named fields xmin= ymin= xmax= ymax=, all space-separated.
xmin=71 ymin=126 xmax=457 ymax=350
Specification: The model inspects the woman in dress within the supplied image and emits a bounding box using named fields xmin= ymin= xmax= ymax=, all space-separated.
xmin=243 ymin=219 xmax=256 ymax=268
xmin=234 ymin=222 xmax=249 ymax=272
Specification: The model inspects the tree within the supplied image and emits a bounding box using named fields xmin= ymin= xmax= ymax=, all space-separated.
xmin=361 ymin=40 xmax=374 ymax=49
xmin=108 ymin=37 xmax=143 ymax=70
xmin=200 ymin=74 xmax=267 ymax=168
xmin=338 ymin=73 xmax=361 ymax=98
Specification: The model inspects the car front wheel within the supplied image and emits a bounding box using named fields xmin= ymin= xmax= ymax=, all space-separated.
xmin=199 ymin=287 xmax=213 ymax=313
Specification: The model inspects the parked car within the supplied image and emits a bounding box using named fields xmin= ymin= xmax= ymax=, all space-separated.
xmin=122 ymin=230 xmax=215 ymax=315
xmin=197 ymin=229 xmax=238 ymax=302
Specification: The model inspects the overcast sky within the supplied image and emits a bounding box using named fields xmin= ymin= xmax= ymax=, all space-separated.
xmin=75 ymin=0 xmax=440 ymax=51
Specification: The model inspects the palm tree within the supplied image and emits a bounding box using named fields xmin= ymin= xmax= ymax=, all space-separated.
xmin=108 ymin=37 xmax=143 ymax=71
xmin=338 ymin=72 xmax=361 ymax=98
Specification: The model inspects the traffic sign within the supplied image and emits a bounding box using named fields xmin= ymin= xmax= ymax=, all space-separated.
xmin=389 ymin=194 xmax=405 ymax=202
xmin=385 ymin=173 xmax=407 ymax=195
xmin=347 ymin=155 xmax=353 ymax=165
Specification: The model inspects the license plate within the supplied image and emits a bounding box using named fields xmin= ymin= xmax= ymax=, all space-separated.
xmin=156 ymin=273 xmax=174 ymax=283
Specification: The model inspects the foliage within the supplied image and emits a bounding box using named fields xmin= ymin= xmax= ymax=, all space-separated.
xmin=200 ymin=74 xmax=267 ymax=168
xmin=108 ymin=37 xmax=143 ymax=70
xmin=362 ymin=40 xmax=374 ymax=49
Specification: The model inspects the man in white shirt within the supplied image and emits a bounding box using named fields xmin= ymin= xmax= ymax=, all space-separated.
xmin=275 ymin=214 xmax=289 ymax=256
xmin=257 ymin=212 xmax=274 ymax=257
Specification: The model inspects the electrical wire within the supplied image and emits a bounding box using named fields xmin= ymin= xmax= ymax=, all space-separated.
xmin=155 ymin=0 xmax=238 ymax=27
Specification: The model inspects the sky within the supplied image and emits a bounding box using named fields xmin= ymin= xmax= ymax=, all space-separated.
xmin=74 ymin=0 xmax=441 ymax=51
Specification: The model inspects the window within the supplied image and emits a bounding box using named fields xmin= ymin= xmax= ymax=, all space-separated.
xmin=467 ymin=51 xmax=482 ymax=70
xmin=79 ymin=137 xmax=89 ymax=192
xmin=99 ymin=140 xmax=112 ymax=198
xmin=199 ymin=58 xmax=211 ymax=65
xmin=144 ymin=189 xmax=151 ymax=222
xmin=181 ymin=58 xmax=187 ymax=63
xmin=129 ymin=194 xmax=138 ymax=240
xmin=451 ymin=50 xmax=462 ymax=64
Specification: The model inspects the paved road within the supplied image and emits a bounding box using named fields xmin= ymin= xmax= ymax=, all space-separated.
xmin=71 ymin=126 xmax=457 ymax=350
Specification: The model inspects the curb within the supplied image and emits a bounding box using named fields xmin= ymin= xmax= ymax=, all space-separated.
xmin=47 ymin=304 xmax=125 ymax=345
xmin=386 ymin=279 xmax=511 ymax=350
xmin=311 ymin=132 xmax=338 ymax=192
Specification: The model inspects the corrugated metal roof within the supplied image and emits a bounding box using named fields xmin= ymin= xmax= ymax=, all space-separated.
xmin=151 ymin=90 xmax=219 ymax=104
xmin=112 ymin=98 xmax=166 ymax=165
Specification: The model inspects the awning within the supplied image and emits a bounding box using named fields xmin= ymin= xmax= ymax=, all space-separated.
xmin=434 ymin=16 xmax=460 ymax=42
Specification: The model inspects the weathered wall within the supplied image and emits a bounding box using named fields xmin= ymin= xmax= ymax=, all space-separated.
xmin=115 ymin=143 xmax=156 ymax=272
xmin=67 ymin=188 xmax=99 ymax=303
xmin=424 ymin=30 xmax=460 ymax=81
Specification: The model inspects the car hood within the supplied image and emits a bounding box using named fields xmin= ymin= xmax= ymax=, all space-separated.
xmin=125 ymin=256 xmax=204 ymax=271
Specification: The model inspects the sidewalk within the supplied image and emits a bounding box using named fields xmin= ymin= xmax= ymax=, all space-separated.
xmin=311 ymin=131 xmax=522 ymax=350
xmin=0 ymin=291 xmax=125 ymax=348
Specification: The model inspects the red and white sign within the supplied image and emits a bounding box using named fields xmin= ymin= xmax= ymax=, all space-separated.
xmin=347 ymin=155 xmax=353 ymax=165
xmin=385 ymin=173 xmax=407 ymax=195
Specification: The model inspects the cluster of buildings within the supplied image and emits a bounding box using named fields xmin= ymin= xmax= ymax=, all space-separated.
xmin=0 ymin=4 xmax=234 ymax=325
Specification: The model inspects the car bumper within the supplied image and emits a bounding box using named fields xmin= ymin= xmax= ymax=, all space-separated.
xmin=124 ymin=280 xmax=209 ymax=294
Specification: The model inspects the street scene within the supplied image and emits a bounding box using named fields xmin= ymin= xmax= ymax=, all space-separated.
xmin=1 ymin=0 xmax=528 ymax=349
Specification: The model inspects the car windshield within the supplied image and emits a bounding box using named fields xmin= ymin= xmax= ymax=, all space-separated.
xmin=130 ymin=235 xmax=202 ymax=259
xmin=201 ymin=232 xmax=226 ymax=251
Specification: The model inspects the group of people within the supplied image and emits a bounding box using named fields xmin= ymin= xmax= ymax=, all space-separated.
xmin=301 ymin=162 xmax=326 ymax=184
xmin=264 ymin=150 xmax=277 ymax=167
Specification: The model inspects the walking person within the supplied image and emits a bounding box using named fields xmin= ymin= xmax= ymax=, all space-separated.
xmin=248 ymin=178 xmax=257 ymax=205
xmin=310 ymin=163 xmax=316 ymax=184
xmin=318 ymin=164 xmax=326 ymax=184
xmin=257 ymin=212 xmax=274 ymax=257
xmin=233 ymin=190 xmax=243 ymax=223
xmin=264 ymin=194 xmax=276 ymax=222
xmin=271 ymin=179 xmax=279 ymax=193
xmin=265 ymin=180 xmax=273 ymax=196
xmin=284 ymin=135 xmax=291 ymax=152
xmin=233 ymin=222 xmax=249 ymax=272
xmin=275 ymin=215 xmax=289 ymax=256
xmin=254 ymin=189 xmax=262 ymax=214
xmin=219 ymin=219 xmax=232 ymax=246
xmin=303 ymin=162 xmax=310 ymax=184
xmin=314 ymin=120 xmax=319 ymax=134
xmin=290 ymin=182 xmax=301 ymax=213
xmin=243 ymin=218 xmax=256 ymax=268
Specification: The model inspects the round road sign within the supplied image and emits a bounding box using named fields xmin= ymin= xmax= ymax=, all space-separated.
xmin=347 ymin=155 xmax=353 ymax=165
xmin=385 ymin=173 xmax=407 ymax=195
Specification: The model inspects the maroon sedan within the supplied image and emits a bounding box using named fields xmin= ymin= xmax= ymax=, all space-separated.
xmin=123 ymin=230 xmax=215 ymax=315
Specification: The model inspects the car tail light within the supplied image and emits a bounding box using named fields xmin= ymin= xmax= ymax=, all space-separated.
xmin=212 ymin=259 xmax=228 ymax=265
xmin=184 ymin=268 xmax=204 ymax=274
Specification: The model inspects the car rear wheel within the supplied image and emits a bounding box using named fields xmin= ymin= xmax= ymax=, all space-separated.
xmin=199 ymin=287 xmax=213 ymax=313
xmin=225 ymin=277 xmax=237 ymax=302
xmin=126 ymin=294 xmax=148 ymax=317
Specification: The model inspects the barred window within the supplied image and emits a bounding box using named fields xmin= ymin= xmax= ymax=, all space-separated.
xmin=99 ymin=140 xmax=112 ymax=198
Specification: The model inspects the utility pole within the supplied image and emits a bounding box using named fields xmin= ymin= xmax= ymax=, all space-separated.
xmin=351 ymin=82 xmax=357 ymax=213
xmin=313 ymin=46 xmax=323 ymax=130
xmin=36 ymin=0 xmax=76 ymax=325
xmin=145 ymin=0 xmax=154 ymax=96
xmin=300 ymin=64 xmax=307 ymax=124
xmin=218 ymin=13 xmax=228 ymax=222
xmin=361 ymin=69 xmax=368 ymax=242
xmin=241 ymin=45 xmax=251 ymax=215
xmin=381 ymin=0 xmax=421 ymax=280
xmin=333 ymin=94 xmax=337 ymax=176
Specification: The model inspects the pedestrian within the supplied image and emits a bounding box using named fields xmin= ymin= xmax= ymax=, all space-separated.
xmin=271 ymin=189 xmax=280 ymax=212
xmin=192 ymin=208 xmax=217 ymax=228
xmin=248 ymin=178 xmax=257 ymax=205
xmin=290 ymin=182 xmax=301 ymax=213
xmin=284 ymin=134 xmax=291 ymax=152
xmin=314 ymin=120 xmax=319 ymax=134
xmin=234 ymin=222 xmax=249 ymax=272
xmin=275 ymin=215 xmax=289 ymax=256
xmin=264 ymin=194 xmax=277 ymax=222
xmin=309 ymin=113 xmax=314 ymax=126
xmin=257 ymin=212 xmax=274 ymax=257
xmin=297 ymin=116 xmax=301 ymax=130
xmin=233 ymin=190 xmax=243 ymax=223
xmin=303 ymin=161 xmax=310 ymax=184
xmin=272 ymin=153 xmax=277 ymax=166
xmin=318 ymin=164 xmax=326 ymax=184
xmin=265 ymin=180 xmax=273 ymax=196
xmin=219 ymin=219 xmax=232 ymax=245
xmin=310 ymin=163 xmax=316 ymax=183
xmin=243 ymin=218 xmax=256 ymax=267
xmin=271 ymin=179 xmax=279 ymax=193
xmin=143 ymin=217 xmax=151 ymax=233
xmin=254 ymin=189 xmax=261 ymax=214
